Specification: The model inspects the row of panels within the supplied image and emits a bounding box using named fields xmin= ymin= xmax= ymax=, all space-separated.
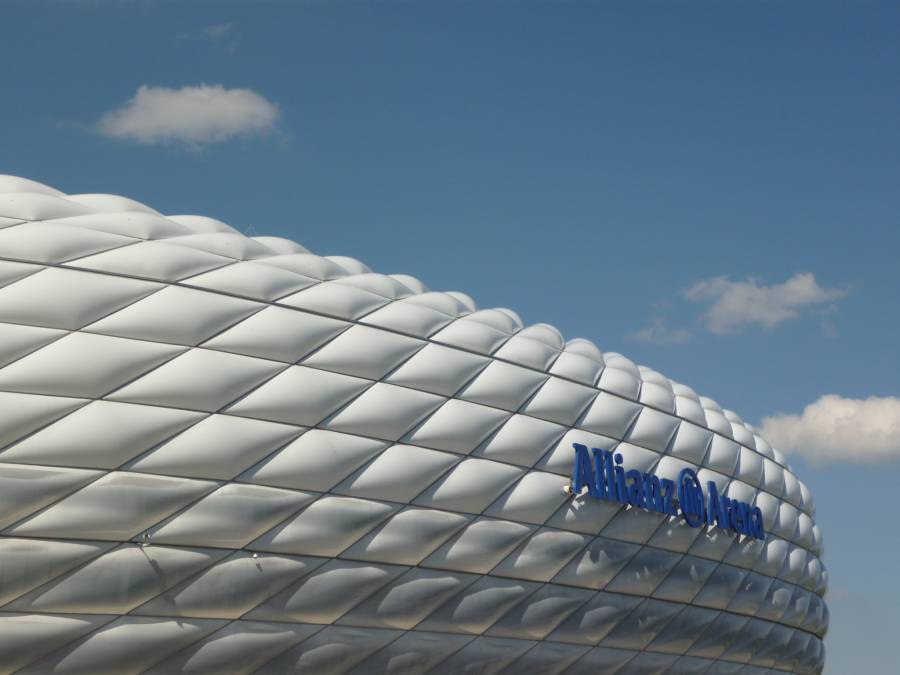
xmin=0 ymin=613 xmax=826 ymax=675
xmin=0 ymin=463 xmax=827 ymax=597
xmin=0 ymin=535 xmax=828 ymax=639
xmin=0 ymin=386 xmax=822 ymax=552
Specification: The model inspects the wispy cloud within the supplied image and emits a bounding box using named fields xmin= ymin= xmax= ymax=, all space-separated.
xmin=683 ymin=272 xmax=847 ymax=335
xmin=177 ymin=22 xmax=239 ymax=50
xmin=760 ymin=394 xmax=900 ymax=464
xmin=202 ymin=23 xmax=234 ymax=40
xmin=96 ymin=84 xmax=280 ymax=149
xmin=626 ymin=318 xmax=691 ymax=345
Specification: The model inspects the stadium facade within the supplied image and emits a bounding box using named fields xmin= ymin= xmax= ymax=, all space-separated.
xmin=0 ymin=175 xmax=827 ymax=674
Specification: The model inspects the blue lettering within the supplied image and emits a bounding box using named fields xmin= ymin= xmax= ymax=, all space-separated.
xmin=626 ymin=470 xmax=644 ymax=507
xmin=677 ymin=468 xmax=705 ymax=527
xmin=729 ymin=500 xmax=744 ymax=533
xmin=613 ymin=453 xmax=628 ymax=504
xmin=750 ymin=506 xmax=766 ymax=539
xmin=741 ymin=502 xmax=753 ymax=536
xmin=591 ymin=448 xmax=610 ymax=499
xmin=571 ymin=444 xmax=597 ymax=497
xmin=706 ymin=481 xmax=731 ymax=529
xmin=643 ymin=473 xmax=663 ymax=513
xmin=661 ymin=478 xmax=677 ymax=515
xmin=569 ymin=444 xmax=766 ymax=540
xmin=604 ymin=451 xmax=616 ymax=500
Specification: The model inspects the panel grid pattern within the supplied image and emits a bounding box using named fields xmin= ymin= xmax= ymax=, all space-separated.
xmin=0 ymin=175 xmax=826 ymax=674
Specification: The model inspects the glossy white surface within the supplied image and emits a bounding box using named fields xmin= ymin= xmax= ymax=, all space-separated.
xmin=0 ymin=176 xmax=826 ymax=674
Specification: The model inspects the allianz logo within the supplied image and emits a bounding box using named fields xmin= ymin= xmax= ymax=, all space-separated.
xmin=568 ymin=443 xmax=766 ymax=541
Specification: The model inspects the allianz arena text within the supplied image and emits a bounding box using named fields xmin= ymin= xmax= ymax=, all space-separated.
xmin=0 ymin=175 xmax=827 ymax=674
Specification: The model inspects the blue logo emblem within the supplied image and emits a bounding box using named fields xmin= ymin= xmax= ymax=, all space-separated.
xmin=570 ymin=443 xmax=765 ymax=540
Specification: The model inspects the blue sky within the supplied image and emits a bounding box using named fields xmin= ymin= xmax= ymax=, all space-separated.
xmin=2 ymin=1 xmax=898 ymax=671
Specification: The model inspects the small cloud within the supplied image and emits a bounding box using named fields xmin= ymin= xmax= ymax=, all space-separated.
xmin=626 ymin=318 xmax=691 ymax=345
xmin=816 ymin=304 xmax=841 ymax=338
xmin=177 ymin=23 xmax=238 ymax=48
xmin=96 ymin=84 xmax=279 ymax=149
xmin=683 ymin=272 xmax=847 ymax=335
xmin=203 ymin=22 xmax=234 ymax=40
xmin=759 ymin=394 xmax=900 ymax=464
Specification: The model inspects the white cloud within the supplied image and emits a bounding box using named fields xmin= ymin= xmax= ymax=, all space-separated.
xmin=203 ymin=23 xmax=234 ymax=40
xmin=684 ymin=272 xmax=847 ymax=334
xmin=626 ymin=318 xmax=691 ymax=345
xmin=96 ymin=85 xmax=279 ymax=148
xmin=760 ymin=395 xmax=900 ymax=464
